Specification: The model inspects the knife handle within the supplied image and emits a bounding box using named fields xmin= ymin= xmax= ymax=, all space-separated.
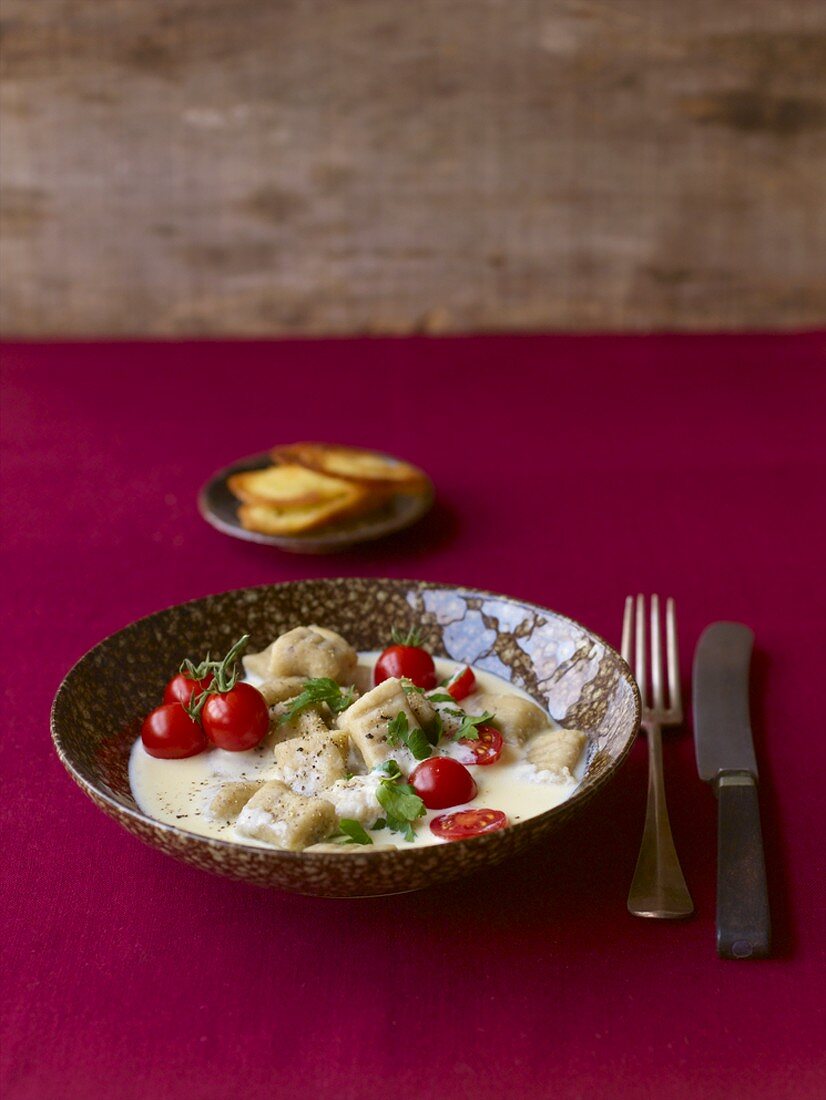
xmin=717 ymin=773 xmax=771 ymax=959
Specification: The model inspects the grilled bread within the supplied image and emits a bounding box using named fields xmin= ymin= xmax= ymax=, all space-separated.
xmin=228 ymin=443 xmax=426 ymax=538
xmin=228 ymin=463 xmax=355 ymax=507
xmin=237 ymin=487 xmax=372 ymax=535
xmin=272 ymin=442 xmax=427 ymax=491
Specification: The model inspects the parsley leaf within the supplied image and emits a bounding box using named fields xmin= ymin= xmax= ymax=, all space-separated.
xmin=385 ymin=712 xmax=432 ymax=761
xmin=407 ymin=726 xmax=433 ymax=759
xmin=375 ymin=760 xmax=402 ymax=781
xmin=386 ymin=712 xmax=408 ymax=747
xmin=376 ymin=779 xmax=426 ymax=842
xmin=451 ymin=710 xmax=495 ymax=742
xmin=279 ymin=678 xmax=355 ymax=725
xmin=424 ymin=709 xmax=443 ymax=746
xmin=336 ymin=819 xmax=373 ymax=845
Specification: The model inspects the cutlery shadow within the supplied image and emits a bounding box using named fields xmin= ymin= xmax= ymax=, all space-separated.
xmin=402 ymin=751 xmax=649 ymax=924
xmin=184 ymin=741 xmax=731 ymax=964
xmin=747 ymin=646 xmax=795 ymax=959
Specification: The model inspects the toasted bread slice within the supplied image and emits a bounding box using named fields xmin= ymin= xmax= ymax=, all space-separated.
xmin=237 ymin=485 xmax=373 ymax=536
xmin=272 ymin=443 xmax=427 ymax=491
xmin=228 ymin=463 xmax=354 ymax=507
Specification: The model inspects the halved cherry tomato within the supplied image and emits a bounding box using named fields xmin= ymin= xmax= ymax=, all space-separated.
xmin=453 ymin=723 xmax=504 ymax=766
xmin=409 ymin=757 xmax=477 ymax=809
xmin=201 ymin=682 xmax=269 ymax=751
xmin=430 ymin=808 xmax=508 ymax=841
xmin=374 ymin=645 xmax=436 ymax=690
xmin=447 ymin=666 xmax=476 ymax=701
xmin=141 ymin=704 xmax=208 ymax=759
xmin=163 ymin=671 xmax=213 ymax=707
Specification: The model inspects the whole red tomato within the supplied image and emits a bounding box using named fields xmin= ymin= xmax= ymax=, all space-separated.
xmin=163 ymin=670 xmax=213 ymax=707
xmin=201 ymin=682 xmax=269 ymax=751
xmin=374 ymin=644 xmax=436 ymax=690
xmin=141 ymin=704 xmax=208 ymax=759
xmin=409 ymin=757 xmax=477 ymax=809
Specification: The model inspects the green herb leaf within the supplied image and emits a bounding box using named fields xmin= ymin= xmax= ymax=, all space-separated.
xmin=376 ymin=780 xmax=426 ymax=842
xmin=424 ymin=709 xmax=443 ymax=746
xmin=406 ymin=726 xmax=433 ymax=760
xmin=386 ymin=712 xmax=408 ymax=748
xmin=371 ymin=818 xmax=387 ymax=830
xmin=452 ymin=710 xmax=495 ymax=742
xmin=375 ymin=760 xmax=402 ymax=781
xmin=279 ymin=678 xmax=356 ymax=725
xmin=427 ymin=692 xmax=455 ymax=704
xmin=336 ymin=819 xmax=373 ymax=845
xmin=385 ymin=712 xmax=431 ymax=761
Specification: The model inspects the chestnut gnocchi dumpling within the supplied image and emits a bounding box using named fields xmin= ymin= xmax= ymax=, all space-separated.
xmin=244 ymin=626 xmax=357 ymax=684
xmin=466 ymin=691 xmax=548 ymax=745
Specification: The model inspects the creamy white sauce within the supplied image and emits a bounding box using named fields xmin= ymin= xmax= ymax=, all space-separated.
xmin=129 ymin=653 xmax=587 ymax=849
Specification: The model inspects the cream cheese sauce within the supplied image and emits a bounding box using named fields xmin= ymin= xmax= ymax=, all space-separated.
xmin=129 ymin=653 xmax=587 ymax=849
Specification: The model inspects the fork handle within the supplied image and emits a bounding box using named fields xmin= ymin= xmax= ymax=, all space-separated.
xmin=716 ymin=773 xmax=771 ymax=959
xmin=627 ymin=724 xmax=694 ymax=918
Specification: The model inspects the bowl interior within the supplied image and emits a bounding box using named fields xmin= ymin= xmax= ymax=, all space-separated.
xmin=51 ymin=579 xmax=640 ymax=896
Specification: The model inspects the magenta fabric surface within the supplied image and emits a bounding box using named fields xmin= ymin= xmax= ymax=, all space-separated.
xmin=1 ymin=335 xmax=825 ymax=1100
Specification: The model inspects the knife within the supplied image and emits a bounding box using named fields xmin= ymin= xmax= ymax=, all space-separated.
xmin=693 ymin=622 xmax=771 ymax=959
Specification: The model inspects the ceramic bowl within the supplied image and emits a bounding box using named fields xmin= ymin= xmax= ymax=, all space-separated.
xmin=51 ymin=579 xmax=640 ymax=897
xmin=199 ymin=451 xmax=434 ymax=553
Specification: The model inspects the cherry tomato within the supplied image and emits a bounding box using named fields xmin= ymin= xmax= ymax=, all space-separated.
xmin=409 ymin=757 xmax=477 ymax=809
xmin=141 ymin=704 xmax=208 ymax=759
xmin=453 ymin=723 xmax=504 ymax=766
xmin=430 ymin=808 xmax=509 ymax=841
xmin=447 ymin=666 xmax=476 ymax=701
xmin=374 ymin=644 xmax=436 ymax=690
xmin=163 ymin=671 xmax=213 ymax=707
xmin=201 ymin=682 xmax=269 ymax=751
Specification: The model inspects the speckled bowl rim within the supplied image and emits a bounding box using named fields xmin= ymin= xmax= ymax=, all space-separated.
xmin=51 ymin=579 xmax=641 ymax=870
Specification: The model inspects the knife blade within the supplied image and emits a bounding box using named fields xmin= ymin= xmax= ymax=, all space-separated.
xmin=693 ymin=622 xmax=771 ymax=959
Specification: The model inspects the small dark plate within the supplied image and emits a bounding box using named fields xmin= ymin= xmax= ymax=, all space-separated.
xmin=198 ymin=450 xmax=434 ymax=553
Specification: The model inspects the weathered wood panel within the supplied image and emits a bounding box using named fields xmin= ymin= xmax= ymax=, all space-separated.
xmin=1 ymin=0 xmax=825 ymax=335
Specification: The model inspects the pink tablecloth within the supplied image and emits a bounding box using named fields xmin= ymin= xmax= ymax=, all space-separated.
xmin=2 ymin=335 xmax=825 ymax=1100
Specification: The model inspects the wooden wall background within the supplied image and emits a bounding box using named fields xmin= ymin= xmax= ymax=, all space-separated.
xmin=1 ymin=0 xmax=825 ymax=336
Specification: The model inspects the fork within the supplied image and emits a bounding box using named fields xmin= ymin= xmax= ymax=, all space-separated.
xmin=622 ymin=594 xmax=694 ymax=919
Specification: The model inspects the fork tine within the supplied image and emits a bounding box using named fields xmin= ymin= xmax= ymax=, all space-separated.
xmin=650 ymin=594 xmax=664 ymax=710
xmin=635 ymin=594 xmax=647 ymax=705
xmin=621 ymin=595 xmax=633 ymax=664
xmin=666 ymin=597 xmax=682 ymax=716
